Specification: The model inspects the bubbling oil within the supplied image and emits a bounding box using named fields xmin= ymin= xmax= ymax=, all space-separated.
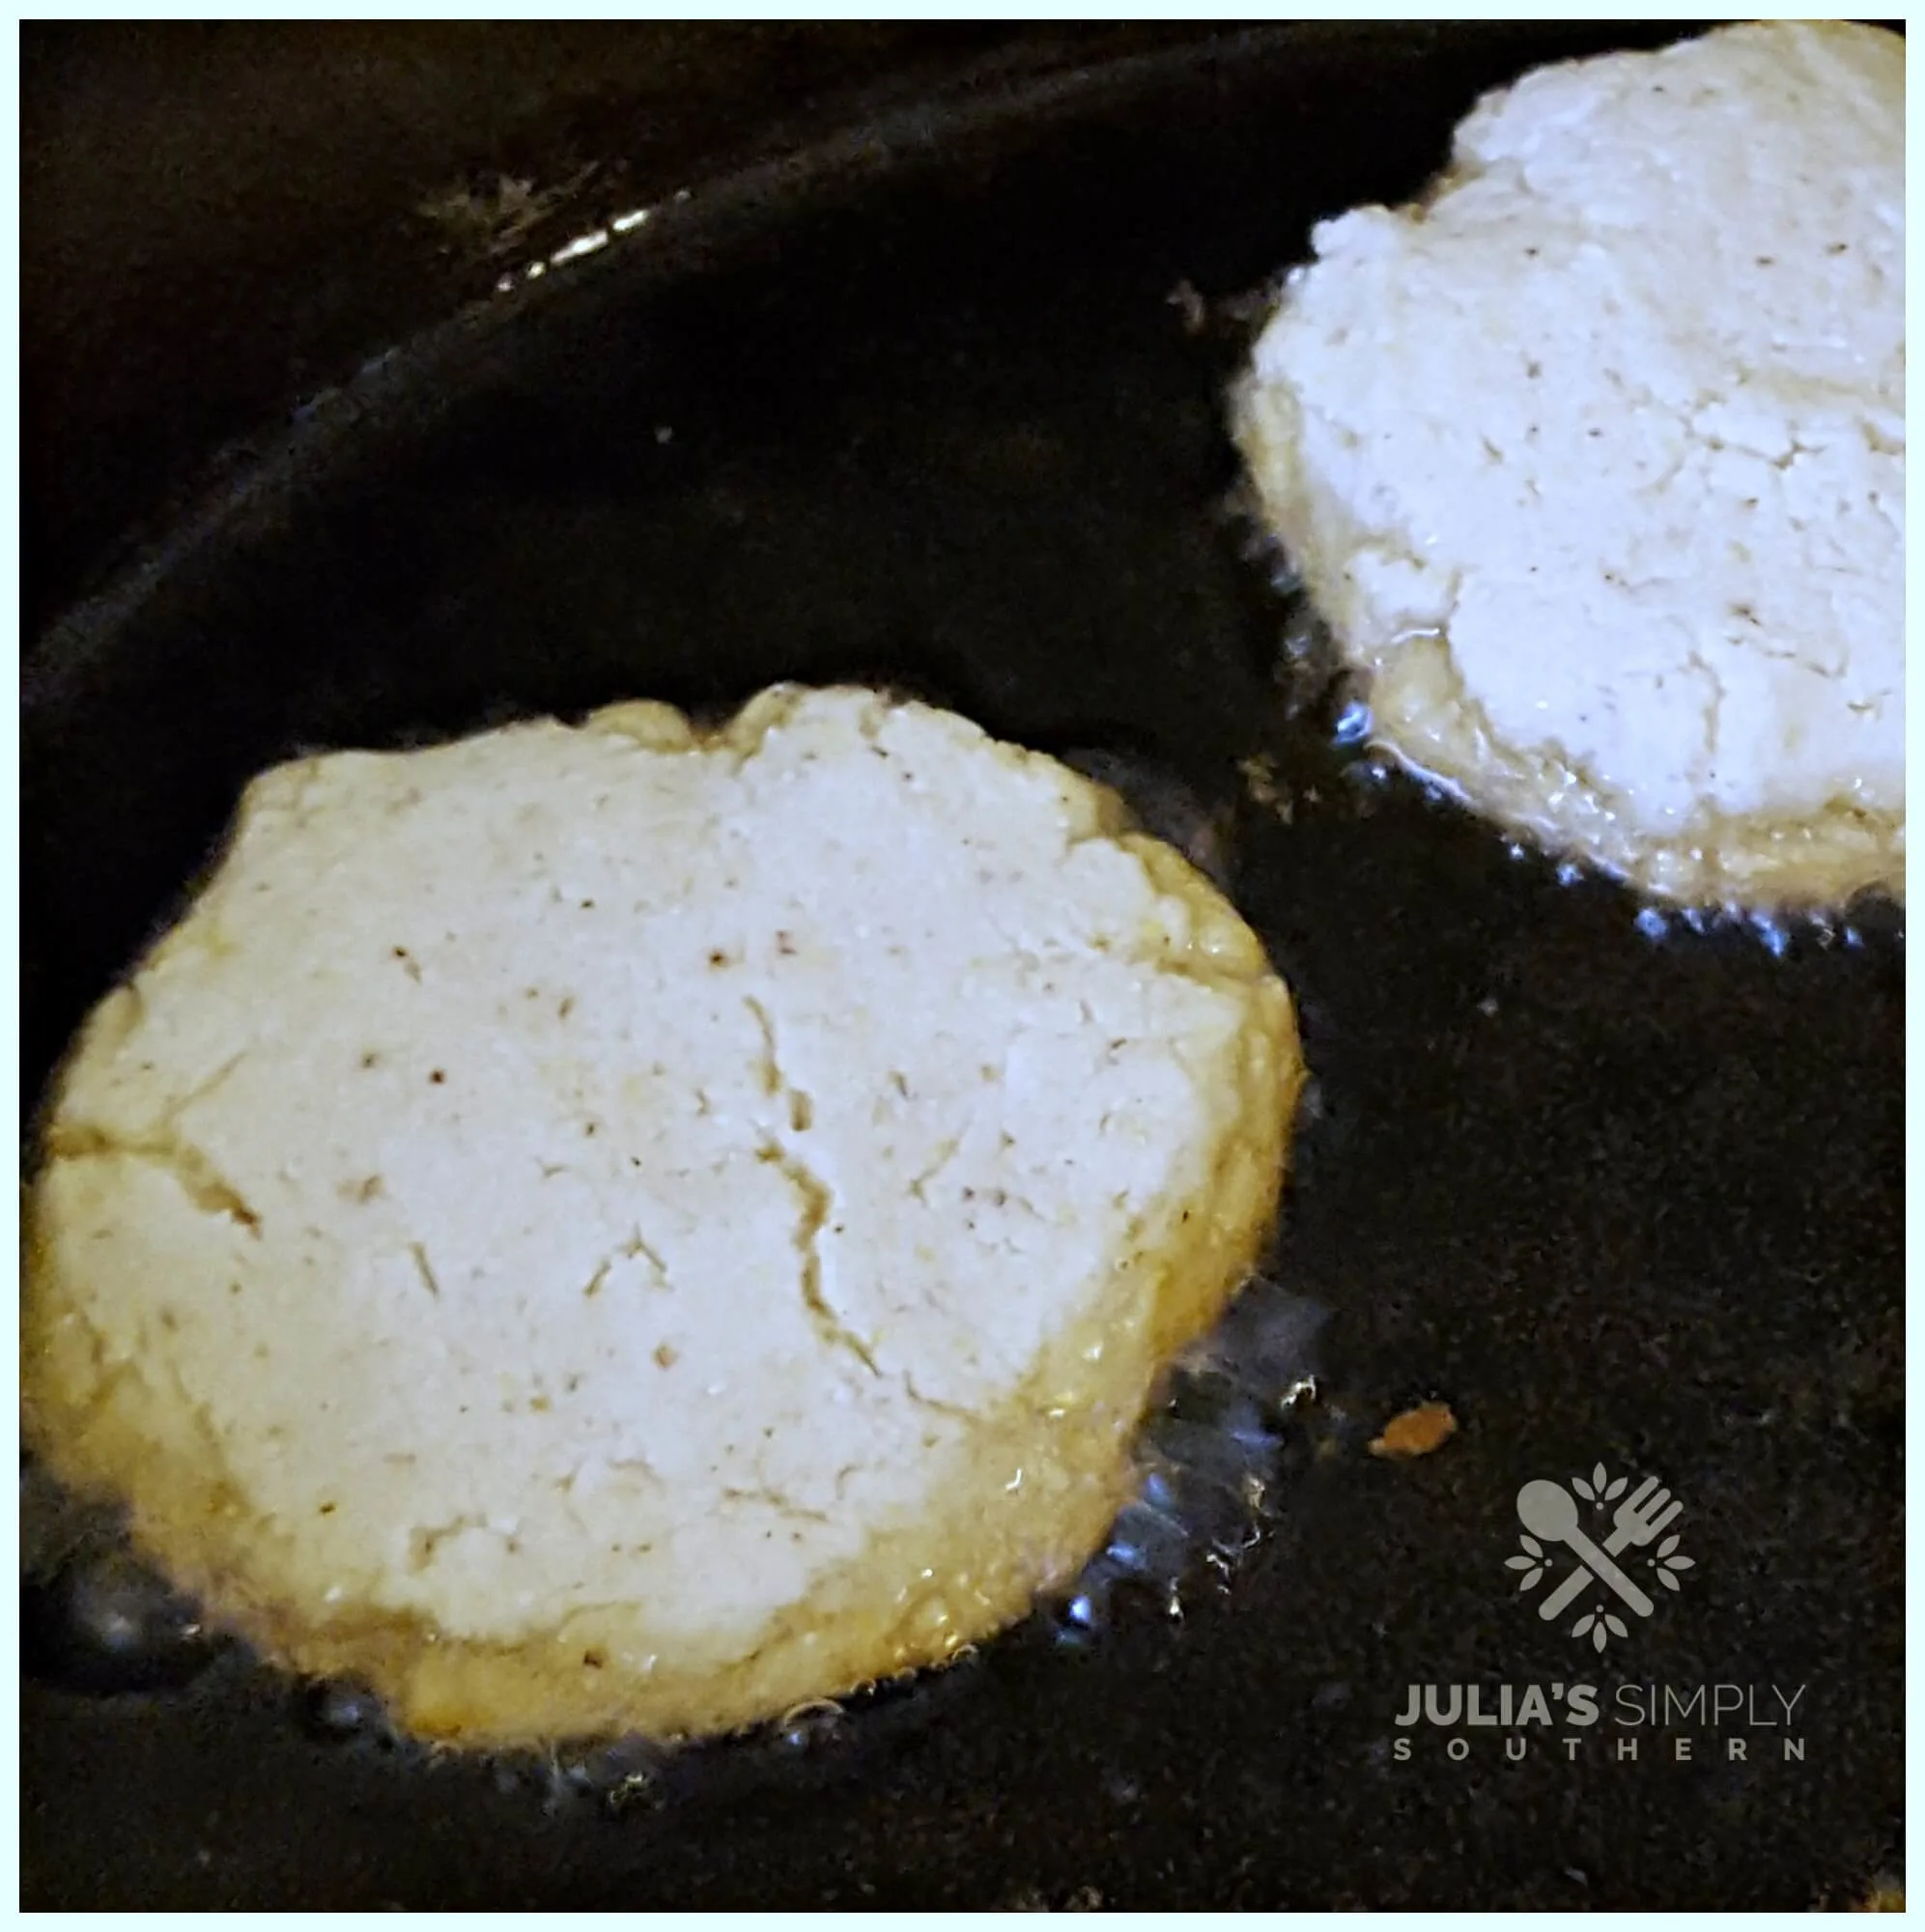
xmin=1046 ymin=1267 xmax=1325 ymax=1656
xmin=18 ymin=1249 xmax=1332 ymax=1815
xmin=19 ymin=1463 xmax=231 ymax=1698
xmin=1231 ymin=497 xmax=1904 ymax=951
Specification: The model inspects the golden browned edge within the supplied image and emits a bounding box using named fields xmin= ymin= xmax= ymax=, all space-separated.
xmin=22 ymin=685 xmax=1306 ymax=1751
xmin=1228 ymin=275 xmax=1905 ymax=919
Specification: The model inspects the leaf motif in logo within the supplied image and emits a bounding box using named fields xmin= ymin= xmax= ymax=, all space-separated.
xmin=1508 ymin=1531 xmax=1549 ymax=1591
xmin=1571 ymin=1476 xmax=1596 ymax=1503
xmin=1604 ymin=1475 xmax=1628 ymax=1501
xmin=1591 ymin=1462 xmax=1608 ymax=1492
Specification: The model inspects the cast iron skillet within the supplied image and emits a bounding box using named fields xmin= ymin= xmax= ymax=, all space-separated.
xmin=21 ymin=23 xmax=1904 ymax=1910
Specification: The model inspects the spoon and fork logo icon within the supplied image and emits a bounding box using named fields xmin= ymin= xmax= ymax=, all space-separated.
xmin=1508 ymin=1463 xmax=1694 ymax=1651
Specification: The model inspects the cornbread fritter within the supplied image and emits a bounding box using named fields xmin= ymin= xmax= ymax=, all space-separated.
xmin=1233 ymin=22 xmax=1903 ymax=910
xmin=24 ymin=685 xmax=1302 ymax=1747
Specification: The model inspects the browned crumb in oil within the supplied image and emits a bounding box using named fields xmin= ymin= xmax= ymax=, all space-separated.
xmin=1238 ymin=753 xmax=1279 ymax=804
xmin=1238 ymin=753 xmax=1296 ymax=825
xmin=1369 ymin=1401 xmax=1458 ymax=1461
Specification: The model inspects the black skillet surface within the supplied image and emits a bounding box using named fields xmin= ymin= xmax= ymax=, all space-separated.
xmin=20 ymin=23 xmax=1904 ymax=1910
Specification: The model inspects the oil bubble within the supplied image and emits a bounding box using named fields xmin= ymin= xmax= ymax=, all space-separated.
xmin=21 ymin=1545 xmax=230 ymax=1697
xmin=1331 ymin=696 xmax=1373 ymax=747
xmin=19 ymin=1463 xmax=229 ymax=1698
xmin=773 ymin=1697 xmax=846 ymax=1753
xmin=1269 ymin=606 xmax=1345 ymax=722
xmin=1046 ymin=1574 xmax=1117 ymax=1651
xmin=301 ymin=1677 xmax=401 ymax=1747
xmin=1277 ymin=603 xmax=1335 ymax=669
xmin=1103 ymin=1498 xmax=1193 ymax=1580
xmin=1841 ymin=890 xmax=1904 ymax=946
xmin=556 ymin=1732 xmax=672 ymax=1813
